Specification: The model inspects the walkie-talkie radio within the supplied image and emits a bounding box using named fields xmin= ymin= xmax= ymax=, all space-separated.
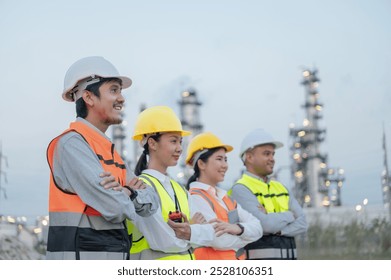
xmin=168 ymin=210 xmax=183 ymax=223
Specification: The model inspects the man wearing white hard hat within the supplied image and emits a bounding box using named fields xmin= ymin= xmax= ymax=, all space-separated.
xmin=228 ymin=128 xmax=307 ymax=260
xmin=46 ymin=56 xmax=158 ymax=260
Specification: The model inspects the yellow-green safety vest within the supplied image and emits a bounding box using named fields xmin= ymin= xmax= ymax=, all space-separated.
xmin=127 ymin=173 xmax=194 ymax=260
xmin=229 ymin=173 xmax=290 ymax=213
xmin=229 ymin=173 xmax=297 ymax=260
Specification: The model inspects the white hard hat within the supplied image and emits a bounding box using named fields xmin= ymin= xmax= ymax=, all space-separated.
xmin=240 ymin=128 xmax=283 ymax=162
xmin=62 ymin=56 xmax=132 ymax=102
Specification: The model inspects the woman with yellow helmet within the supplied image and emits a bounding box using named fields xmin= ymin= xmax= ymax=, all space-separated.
xmin=127 ymin=105 xmax=215 ymax=260
xmin=185 ymin=132 xmax=263 ymax=260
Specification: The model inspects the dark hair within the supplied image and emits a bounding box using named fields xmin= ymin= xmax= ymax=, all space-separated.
xmin=75 ymin=77 xmax=122 ymax=118
xmin=134 ymin=133 xmax=162 ymax=176
xmin=185 ymin=147 xmax=220 ymax=190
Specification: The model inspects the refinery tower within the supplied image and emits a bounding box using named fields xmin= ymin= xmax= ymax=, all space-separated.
xmin=289 ymin=69 xmax=345 ymax=208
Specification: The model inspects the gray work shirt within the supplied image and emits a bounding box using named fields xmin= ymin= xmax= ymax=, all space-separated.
xmin=52 ymin=118 xmax=158 ymax=222
xmin=230 ymin=171 xmax=307 ymax=237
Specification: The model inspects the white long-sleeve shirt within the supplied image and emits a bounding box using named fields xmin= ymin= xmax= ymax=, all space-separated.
xmin=131 ymin=169 xmax=215 ymax=253
xmin=189 ymin=181 xmax=263 ymax=251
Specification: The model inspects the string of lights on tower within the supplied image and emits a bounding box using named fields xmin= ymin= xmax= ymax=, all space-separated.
xmin=177 ymin=89 xmax=204 ymax=185
xmin=381 ymin=126 xmax=391 ymax=219
xmin=289 ymin=69 xmax=345 ymax=208
xmin=0 ymin=141 xmax=9 ymax=211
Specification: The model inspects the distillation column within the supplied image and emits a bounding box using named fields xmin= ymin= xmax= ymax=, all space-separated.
xmin=0 ymin=141 xmax=8 ymax=211
xmin=177 ymin=89 xmax=203 ymax=185
xmin=301 ymin=69 xmax=324 ymax=207
xmin=290 ymin=69 xmax=344 ymax=208
xmin=381 ymin=127 xmax=391 ymax=220
xmin=112 ymin=111 xmax=127 ymax=160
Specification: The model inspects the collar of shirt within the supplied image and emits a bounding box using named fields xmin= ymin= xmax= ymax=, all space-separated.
xmin=190 ymin=181 xmax=231 ymax=211
xmin=244 ymin=170 xmax=270 ymax=184
xmin=189 ymin=181 xmax=227 ymax=201
xmin=76 ymin=117 xmax=111 ymax=141
xmin=143 ymin=169 xmax=175 ymax=199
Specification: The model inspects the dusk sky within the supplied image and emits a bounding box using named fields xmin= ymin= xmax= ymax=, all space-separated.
xmin=0 ymin=0 xmax=390 ymax=222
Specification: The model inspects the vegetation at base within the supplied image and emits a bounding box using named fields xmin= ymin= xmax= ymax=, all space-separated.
xmin=297 ymin=218 xmax=391 ymax=259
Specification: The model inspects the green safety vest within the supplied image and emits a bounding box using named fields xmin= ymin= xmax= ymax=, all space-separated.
xmin=127 ymin=173 xmax=194 ymax=260
xmin=229 ymin=173 xmax=296 ymax=260
xmin=230 ymin=173 xmax=290 ymax=213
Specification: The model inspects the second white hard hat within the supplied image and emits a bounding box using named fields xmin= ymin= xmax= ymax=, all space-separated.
xmin=62 ymin=56 xmax=132 ymax=102
xmin=240 ymin=128 xmax=283 ymax=162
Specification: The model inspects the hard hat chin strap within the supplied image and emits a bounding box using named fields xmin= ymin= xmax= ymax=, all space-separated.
xmin=72 ymin=76 xmax=102 ymax=101
xmin=241 ymin=153 xmax=247 ymax=163
xmin=140 ymin=133 xmax=160 ymax=148
xmin=191 ymin=149 xmax=209 ymax=168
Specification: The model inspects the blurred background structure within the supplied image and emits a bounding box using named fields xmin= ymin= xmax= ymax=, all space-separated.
xmin=1 ymin=1 xmax=390 ymax=260
xmin=381 ymin=127 xmax=391 ymax=219
xmin=1 ymin=66 xmax=391 ymax=259
xmin=289 ymin=69 xmax=345 ymax=208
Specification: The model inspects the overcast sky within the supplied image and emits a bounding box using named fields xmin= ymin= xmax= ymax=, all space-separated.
xmin=0 ymin=0 xmax=390 ymax=222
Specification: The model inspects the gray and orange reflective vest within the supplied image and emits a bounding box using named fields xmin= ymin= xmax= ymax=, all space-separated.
xmin=189 ymin=188 xmax=245 ymax=260
xmin=127 ymin=173 xmax=194 ymax=260
xmin=46 ymin=121 xmax=130 ymax=260
xmin=230 ymin=173 xmax=296 ymax=260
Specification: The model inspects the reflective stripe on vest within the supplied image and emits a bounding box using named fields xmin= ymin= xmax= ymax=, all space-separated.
xmin=230 ymin=174 xmax=296 ymax=260
xmin=189 ymin=188 xmax=244 ymax=260
xmin=248 ymin=247 xmax=297 ymax=259
xmin=46 ymin=121 xmax=129 ymax=260
xmin=128 ymin=173 xmax=194 ymax=260
xmin=244 ymin=235 xmax=297 ymax=260
xmin=234 ymin=174 xmax=290 ymax=213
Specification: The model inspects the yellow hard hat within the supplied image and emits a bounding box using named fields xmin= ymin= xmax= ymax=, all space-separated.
xmin=132 ymin=105 xmax=191 ymax=141
xmin=185 ymin=132 xmax=233 ymax=165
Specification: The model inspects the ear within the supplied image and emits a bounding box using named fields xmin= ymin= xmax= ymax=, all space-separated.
xmin=197 ymin=159 xmax=206 ymax=171
xmin=147 ymin=137 xmax=158 ymax=151
xmin=82 ymin=90 xmax=95 ymax=107
xmin=245 ymin=151 xmax=253 ymax=164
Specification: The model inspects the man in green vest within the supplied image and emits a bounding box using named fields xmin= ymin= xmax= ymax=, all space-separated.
xmin=229 ymin=128 xmax=307 ymax=259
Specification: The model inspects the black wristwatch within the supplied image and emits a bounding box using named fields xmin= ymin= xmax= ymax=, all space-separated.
xmin=123 ymin=186 xmax=138 ymax=201
xmin=236 ymin=223 xmax=245 ymax=236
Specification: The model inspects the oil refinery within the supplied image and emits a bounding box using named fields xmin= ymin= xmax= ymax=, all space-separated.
xmin=1 ymin=68 xmax=390 ymax=260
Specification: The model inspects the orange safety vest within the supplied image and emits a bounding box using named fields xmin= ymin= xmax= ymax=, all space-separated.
xmin=46 ymin=121 xmax=129 ymax=260
xmin=189 ymin=188 xmax=245 ymax=260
